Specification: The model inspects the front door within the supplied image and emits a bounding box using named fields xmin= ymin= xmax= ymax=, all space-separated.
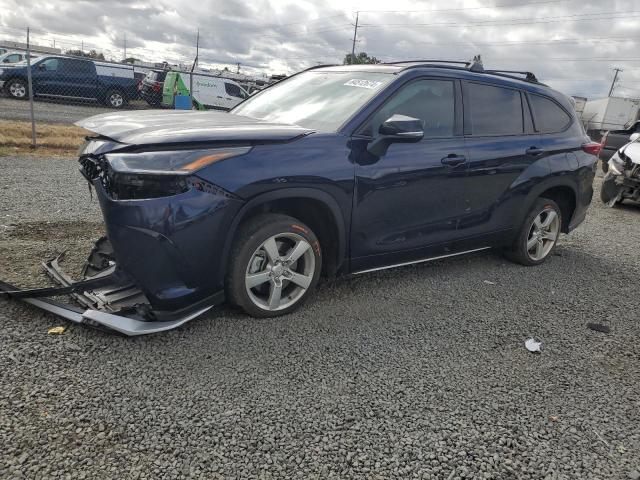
xmin=350 ymin=78 xmax=469 ymax=272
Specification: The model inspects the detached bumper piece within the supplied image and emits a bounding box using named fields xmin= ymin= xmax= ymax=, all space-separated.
xmin=0 ymin=238 xmax=211 ymax=336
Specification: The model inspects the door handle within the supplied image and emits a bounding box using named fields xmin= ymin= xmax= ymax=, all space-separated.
xmin=441 ymin=154 xmax=467 ymax=166
xmin=526 ymin=146 xmax=545 ymax=156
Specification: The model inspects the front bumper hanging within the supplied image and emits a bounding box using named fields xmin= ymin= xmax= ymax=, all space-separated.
xmin=0 ymin=238 xmax=211 ymax=336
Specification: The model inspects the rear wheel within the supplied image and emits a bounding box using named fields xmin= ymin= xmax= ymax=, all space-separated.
xmin=226 ymin=214 xmax=322 ymax=318
xmin=504 ymin=198 xmax=562 ymax=266
xmin=6 ymin=79 xmax=28 ymax=99
xmin=104 ymin=89 xmax=127 ymax=108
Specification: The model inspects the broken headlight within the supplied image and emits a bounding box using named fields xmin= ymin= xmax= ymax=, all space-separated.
xmin=83 ymin=148 xmax=250 ymax=200
xmin=608 ymin=151 xmax=626 ymax=176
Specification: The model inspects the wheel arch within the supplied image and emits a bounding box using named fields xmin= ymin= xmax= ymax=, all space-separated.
xmin=222 ymin=188 xmax=348 ymax=280
xmin=522 ymin=179 xmax=577 ymax=233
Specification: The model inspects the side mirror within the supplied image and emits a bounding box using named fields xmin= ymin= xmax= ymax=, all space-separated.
xmin=367 ymin=114 xmax=424 ymax=156
xmin=37 ymin=63 xmax=46 ymax=70
xmin=630 ymin=132 xmax=640 ymax=142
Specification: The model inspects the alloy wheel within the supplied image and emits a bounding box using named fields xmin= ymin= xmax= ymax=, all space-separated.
xmin=245 ymin=232 xmax=315 ymax=311
xmin=109 ymin=93 xmax=124 ymax=108
xmin=9 ymin=82 xmax=26 ymax=98
xmin=526 ymin=207 xmax=560 ymax=261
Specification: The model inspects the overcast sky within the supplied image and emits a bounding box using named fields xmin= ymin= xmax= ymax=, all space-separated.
xmin=0 ymin=0 xmax=638 ymax=98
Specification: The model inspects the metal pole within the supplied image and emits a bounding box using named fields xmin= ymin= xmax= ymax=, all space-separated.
xmin=350 ymin=12 xmax=359 ymax=64
xmin=190 ymin=29 xmax=199 ymax=109
xmin=608 ymin=68 xmax=622 ymax=97
xmin=25 ymin=27 xmax=36 ymax=149
xmin=123 ymin=34 xmax=127 ymax=61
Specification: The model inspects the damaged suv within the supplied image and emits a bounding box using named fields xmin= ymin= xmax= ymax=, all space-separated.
xmin=1 ymin=61 xmax=598 ymax=335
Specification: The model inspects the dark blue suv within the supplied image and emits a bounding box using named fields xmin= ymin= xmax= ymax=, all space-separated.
xmin=1 ymin=61 xmax=599 ymax=335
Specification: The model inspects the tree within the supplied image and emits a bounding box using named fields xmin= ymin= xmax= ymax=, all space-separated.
xmin=123 ymin=57 xmax=140 ymax=64
xmin=343 ymin=52 xmax=381 ymax=65
xmin=65 ymin=49 xmax=105 ymax=60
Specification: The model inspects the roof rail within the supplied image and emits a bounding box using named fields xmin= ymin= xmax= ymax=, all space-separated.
xmin=484 ymin=69 xmax=539 ymax=83
xmin=383 ymin=60 xmax=471 ymax=67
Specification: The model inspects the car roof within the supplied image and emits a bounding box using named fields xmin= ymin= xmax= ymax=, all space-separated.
xmin=311 ymin=61 xmax=569 ymax=106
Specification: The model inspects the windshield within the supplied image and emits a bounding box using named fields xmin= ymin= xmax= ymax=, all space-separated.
xmin=232 ymin=71 xmax=393 ymax=132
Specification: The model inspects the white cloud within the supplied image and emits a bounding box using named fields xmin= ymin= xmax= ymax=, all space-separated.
xmin=0 ymin=0 xmax=639 ymax=98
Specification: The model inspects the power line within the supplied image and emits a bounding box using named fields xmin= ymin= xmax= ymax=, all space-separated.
xmin=359 ymin=11 xmax=640 ymax=28
xmin=357 ymin=0 xmax=570 ymax=15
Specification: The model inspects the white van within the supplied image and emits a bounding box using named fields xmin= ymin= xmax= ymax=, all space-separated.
xmin=162 ymin=71 xmax=249 ymax=110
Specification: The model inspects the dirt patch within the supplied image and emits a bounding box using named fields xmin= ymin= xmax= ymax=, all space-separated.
xmin=0 ymin=120 xmax=89 ymax=157
xmin=0 ymin=220 xmax=104 ymax=288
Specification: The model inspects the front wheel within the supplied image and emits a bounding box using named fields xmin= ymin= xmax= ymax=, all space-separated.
xmin=600 ymin=173 xmax=623 ymax=207
xmin=6 ymin=79 xmax=28 ymax=99
xmin=504 ymin=198 xmax=562 ymax=266
xmin=226 ymin=214 xmax=322 ymax=318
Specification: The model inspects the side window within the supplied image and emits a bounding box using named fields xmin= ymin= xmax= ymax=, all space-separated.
xmin=467 ymin=83 xmax=523 ymax=136
xmin=64 ymin=59 xmax=93 ymax=74
xmin=40 ymin=58 xmax=59 ymax=71
xmin=529 ymin=94 xmax=571 ymax=133
xmin=364 ymin=79 xmax=455 ymax=138
xmin=224 ymin=82 xmax=243 ymax=98
xmin=6 ymin=54 xmax=20 ymax=63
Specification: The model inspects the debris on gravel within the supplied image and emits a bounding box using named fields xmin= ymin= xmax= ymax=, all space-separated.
xmin=1 ymin=157 xmax=639 ymax=479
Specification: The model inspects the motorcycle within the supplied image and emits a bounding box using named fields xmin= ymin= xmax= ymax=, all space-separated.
xmin=601 ymin=133 xmax=640 ymax=207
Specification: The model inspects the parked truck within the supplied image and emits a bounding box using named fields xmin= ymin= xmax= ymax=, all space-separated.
xmin=0 ymin=55 xmax=138 ymax=108
xmin=582 ymin=96 xmax=640 ymax=137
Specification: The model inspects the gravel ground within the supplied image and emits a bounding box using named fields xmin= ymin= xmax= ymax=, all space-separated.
xmin=0 ymin=97 xmax=153 ymax=125
xmin=0 ymin=155 xmax=639 ymax=479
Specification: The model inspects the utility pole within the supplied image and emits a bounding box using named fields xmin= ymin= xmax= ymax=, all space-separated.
xmin=236 ymin=62 xmax=240 ymax=74
xmin=350 ymin=11 xmax=359 ymax=64
xmin=123 ymin=34 xmax=127 ymax=61
xmin=609 ymin=67 xmax=622 ymax=97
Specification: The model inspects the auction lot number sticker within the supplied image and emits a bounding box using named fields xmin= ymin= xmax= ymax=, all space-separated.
xmin=344 ymin=79 xmax=383 ymax=89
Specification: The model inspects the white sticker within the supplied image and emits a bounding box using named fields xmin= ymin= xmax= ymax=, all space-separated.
xmin=344 ymin=79 xmax=383 ymax=89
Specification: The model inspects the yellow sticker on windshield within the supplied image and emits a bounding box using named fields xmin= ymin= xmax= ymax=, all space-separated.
xmin=344 ymin=79 xmax=383 ymax=89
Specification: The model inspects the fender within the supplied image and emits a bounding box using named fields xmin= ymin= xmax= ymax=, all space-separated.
xmin=219 ymin=187 xmax=348 ymax=281
xmin=515 ymin=174 xmax=578 ymax=232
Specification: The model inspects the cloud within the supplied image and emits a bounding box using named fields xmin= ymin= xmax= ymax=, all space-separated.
xmin=0 ymin=0 xmax=638 ymax=98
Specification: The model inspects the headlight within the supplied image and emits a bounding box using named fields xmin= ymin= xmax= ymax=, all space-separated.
xmin=608 ymin=153 xmax=625 ymax=176
xmin=105 ymin=147 xmax=252 ymax=175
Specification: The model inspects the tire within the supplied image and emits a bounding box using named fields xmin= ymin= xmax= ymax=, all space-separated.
xmin=104 ymin=89 xmax=127 ymax=109
xmin=504 ymin=198 xmax=562 ymax=266
xmin=226 ymin=214 xmax=322 ymax=318
xmin=600 ymin=173 xmax=623 ymax=207
xmin=6 ymin=78 xmax=28 ymax=100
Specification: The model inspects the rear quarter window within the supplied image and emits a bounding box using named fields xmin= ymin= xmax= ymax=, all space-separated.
xmin=467 ymin=82 xmax=524 ymax=136
xmin=529 ymin=93 xmax=572 ymax=133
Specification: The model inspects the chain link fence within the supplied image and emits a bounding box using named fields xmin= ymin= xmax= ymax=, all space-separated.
xmin=0 ymin=27 xmax=277 ymax=151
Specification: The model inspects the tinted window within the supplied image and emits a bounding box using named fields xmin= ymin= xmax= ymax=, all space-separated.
xmin=40 ymin=58 xmax=59 ymax=71
xmin=64 ymin=59 xmax=93 ymax=74
xmin=467 ymin=83 xmax=523 ymax=136
xmin=225 ymin=82 xmax=244 ymax=98
xmin=529 ymin=94 xmax=571 ymax=133
xmin=5 ymin=54 xmax=21 ymax=63
xmin=365 ymin=79 xmax=455 ymax=138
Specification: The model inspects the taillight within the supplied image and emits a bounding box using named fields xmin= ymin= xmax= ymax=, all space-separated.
xmin=152 ymin=82 xmax=161 ymax=92
xmin=582 ymin=142 xmax=601 ymax=156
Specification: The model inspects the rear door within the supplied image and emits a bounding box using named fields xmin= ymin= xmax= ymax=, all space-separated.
xmin=459 ymin=81 xmax=543 ymax=239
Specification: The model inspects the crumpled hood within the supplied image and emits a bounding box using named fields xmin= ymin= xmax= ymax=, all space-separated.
xmin=76 ymin=109 xmax=314 ymax=146
xmin=621 ymin=141 xmax=640 ymax=164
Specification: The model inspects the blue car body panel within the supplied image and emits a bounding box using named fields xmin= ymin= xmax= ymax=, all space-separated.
xmin=72 ymin=64 xmax=596 ymax=314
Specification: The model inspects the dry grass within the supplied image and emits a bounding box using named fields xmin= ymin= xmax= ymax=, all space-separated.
xmin=0 ymin=120 xmax=89 ymax=156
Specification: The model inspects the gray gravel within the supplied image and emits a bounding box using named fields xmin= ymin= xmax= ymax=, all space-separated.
xmin=1 ymin=156 xmax=639 ymax=479
xmin=0 ymin=96 xmax=153 ymax=125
